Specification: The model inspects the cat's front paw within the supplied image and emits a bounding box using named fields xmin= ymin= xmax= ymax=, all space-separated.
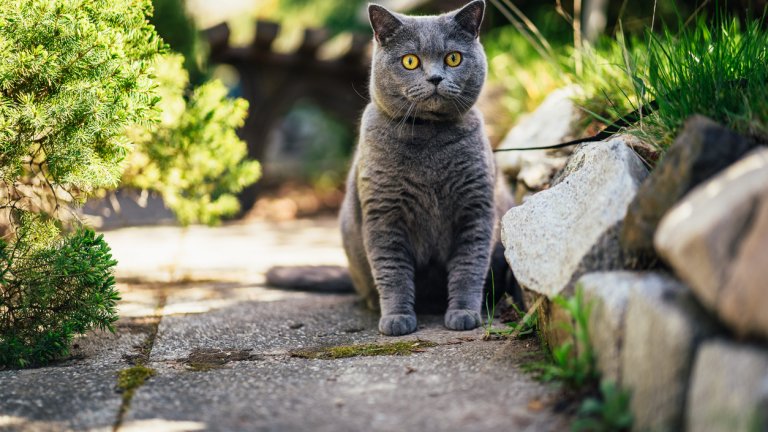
xmin=444 ymin=309 xmax=481 ymax=331
xmin=379 ymin=314 xmax=417 ymax=336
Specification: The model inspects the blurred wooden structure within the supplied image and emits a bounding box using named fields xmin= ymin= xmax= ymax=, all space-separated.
xmin=205 ymin=22 xmax=371 ymax=210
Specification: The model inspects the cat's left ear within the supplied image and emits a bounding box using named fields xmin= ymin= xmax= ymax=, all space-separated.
xmin=453 ymin=0 xmax=485 ymax=38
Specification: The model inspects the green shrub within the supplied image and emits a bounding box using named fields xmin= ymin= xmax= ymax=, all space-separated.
xmin=122 ymin=54 xmax=260 ymax=225
xmin=150 ymin=0 xmax=204 ymax=84
xmin=0 ymin=0 xmax=164 ymax=367
xmin=0 ymin=224 xmax=119 ymax=368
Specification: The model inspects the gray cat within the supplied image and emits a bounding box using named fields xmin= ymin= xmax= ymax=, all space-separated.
xmin=340 ymin=0 xmax=515 ymax=336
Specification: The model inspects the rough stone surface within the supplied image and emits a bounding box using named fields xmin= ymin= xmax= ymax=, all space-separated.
xmin=655 ymin=148 xmax=768 ymax=338
xmin=621 ymin=116 xmax=757 ymax=261
xmin=495 ymin=86 xmax=580 ymax=190
xmin=687 ymin=340 xmax=768 ymax=432
xmin=620 ymin=273 xmax=712 ymax=432
xmin=577 ymin=272 xmax=635 ymax=384
xmin=719 ymin=194 xmax=768 ymax=339
xmin=0 ymin=366 xmax=125 ymax=431
xmin=501 ymin=138 xmax=648 ymax=297
xmin=128 ymin=339 xmax=562 ymax=432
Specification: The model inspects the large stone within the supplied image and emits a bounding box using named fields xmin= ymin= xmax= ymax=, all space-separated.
xmin=577 ymin=272 xmax=635 ymax=384
xmin=655 ymin=148 xmax=768 ymax=338
xmin=720 ymin=195 xmax=768 ymax=339
xmin=687 ymin=340 xmax=768 ymax=432
xmin=621 ymin=273 xmax=711 ymax=432
xmin=501 ymin=137 xmax=648 ymax=297
xmin=495 ymin=86 xmax=580 ymax=190
xmin=621 ymin=116 xmax=757 ymax=261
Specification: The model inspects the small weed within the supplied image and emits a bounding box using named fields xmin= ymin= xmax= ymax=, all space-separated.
xmin=572 ymin=380 xmax=634 ymax=432
xmin=484 ymin=269 xmax=537 ymax=339
xmin=291 ymin=340 xmax=437 ymax=360
xmin=525 ymin=288 xmax=597 ymax=390
xmin=486 ymin=302 xmax=539 ymax=339
xmin=484 ymin=268 xmax=498 ymax=336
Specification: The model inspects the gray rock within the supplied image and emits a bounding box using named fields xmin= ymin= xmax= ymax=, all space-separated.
xmin=720 ymin=194 xmax=768 ymax=339
xmin=655 ymin=148 xmax=768 ymax=338
xmin=621 ymin=116 xmax=757 ymax=262
xmin=495 ymin=86 xmax=580 ymax=190
xmin=686 ymin=340 xmax=768 ymax=432
xmin=620 ymin=273 xmax=712 ymax=432
xmin=501 ymin=137 xmax=648 ymax=297
xmin=577 ymin=272 xmax=635 ymax=384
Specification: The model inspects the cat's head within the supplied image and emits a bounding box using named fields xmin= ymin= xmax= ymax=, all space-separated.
xmin=368 ymin=0 xmax=487 ymax=121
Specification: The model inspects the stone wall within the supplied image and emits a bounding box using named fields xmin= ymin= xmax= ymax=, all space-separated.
xmin=499 ymin=105 xmax=768 ymax=431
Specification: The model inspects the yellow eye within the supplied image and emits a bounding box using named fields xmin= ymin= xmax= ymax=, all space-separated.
xmin=402 ymin=54 xmax=420 ymax=70
xmin=445 ymin=51 xmax=462 ymax=67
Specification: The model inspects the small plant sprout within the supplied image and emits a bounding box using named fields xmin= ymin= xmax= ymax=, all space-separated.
xmin=525 ymin=287 xmax=598 ymax=390
xmin=573 ymin=380 xmax=634 ymax=432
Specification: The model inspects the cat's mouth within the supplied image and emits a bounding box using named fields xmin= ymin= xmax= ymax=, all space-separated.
xmin=423 ymin=89 xmax=447 ymax=101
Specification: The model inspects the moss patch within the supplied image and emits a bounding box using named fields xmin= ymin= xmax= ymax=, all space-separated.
xmin=117 ymin=365 xmax=156 ymax=401
xmin=291 ymin=340 xmax=437 ymax=360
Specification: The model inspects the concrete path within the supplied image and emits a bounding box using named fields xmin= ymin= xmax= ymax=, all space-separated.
xmin=0 ymin=218 xmax=570 ymax=432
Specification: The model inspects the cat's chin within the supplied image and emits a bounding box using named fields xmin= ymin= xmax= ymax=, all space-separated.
xmin=417 ymin=111 xmax=458 ymax=122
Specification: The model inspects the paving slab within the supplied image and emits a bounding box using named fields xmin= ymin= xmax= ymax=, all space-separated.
xmin=2 ymin=218 xmax=570 ymax=431
xmin=0 ymin=285 xmax=163 ymax=432
xmin=128 ymin=337 xmax=564 ymax=432
xmin=0 ymin=365 xmax=122 ymax=432
xmin=103 ymin=218 xmax=346 ymax=284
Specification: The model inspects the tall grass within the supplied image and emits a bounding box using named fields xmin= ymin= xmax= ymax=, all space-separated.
xmin=486 ymin=3 xmax=768 ymax=149
xmin=635 ymin=15 xmax=768 ymax=146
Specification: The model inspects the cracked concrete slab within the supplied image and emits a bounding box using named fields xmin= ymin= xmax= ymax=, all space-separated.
xmin=1 ymin=218 xmax=570 ymax=431
xmin=128 ymin=337 xmax=565 ymax=432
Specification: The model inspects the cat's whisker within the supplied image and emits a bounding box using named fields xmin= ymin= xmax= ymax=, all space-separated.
xmin=451 ymin=100 xmax=462 ymax=116
xmin=396 ymin=102 xmax=415 ymax=134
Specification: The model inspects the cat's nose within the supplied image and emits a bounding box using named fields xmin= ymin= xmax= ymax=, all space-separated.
xmin=427 ymin=75 xmax=443 ymax=85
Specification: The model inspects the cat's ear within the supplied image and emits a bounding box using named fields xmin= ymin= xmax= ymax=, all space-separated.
xmin=369 ymin=4 xmax=403 ymax=44
xmin=453 ymin=0 xmax=485 ymax=38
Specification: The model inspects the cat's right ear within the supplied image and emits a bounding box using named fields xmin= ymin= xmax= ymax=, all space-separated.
xmin=369 ymin=4 xmax=403 ymax=44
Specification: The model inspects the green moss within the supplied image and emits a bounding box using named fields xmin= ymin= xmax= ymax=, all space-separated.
xmin=117 ymin=365 xmax=156 ymax=401
xmin=291 ymin=340 xmax=437 ymax=360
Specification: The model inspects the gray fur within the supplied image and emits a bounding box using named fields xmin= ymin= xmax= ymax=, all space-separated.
xmin=341 ymin=0 xmax=514 ymax=336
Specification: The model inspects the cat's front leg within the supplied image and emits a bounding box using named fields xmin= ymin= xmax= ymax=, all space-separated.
xmin=445 ymin=216 xmax=493 ymax=331
xmin=363 ymin=222 xmax=417 ymax=336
